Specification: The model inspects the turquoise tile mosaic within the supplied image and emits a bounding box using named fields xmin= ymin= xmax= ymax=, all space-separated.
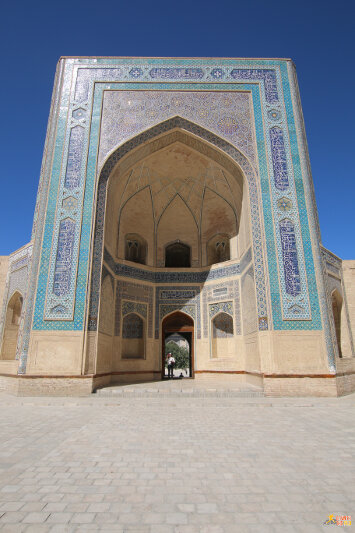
xmin=15 ymin=58 xmax=337 ymax=373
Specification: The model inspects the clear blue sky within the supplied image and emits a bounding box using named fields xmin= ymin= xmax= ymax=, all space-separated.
xmin=0 ymin=0 xmax=354 ymax=258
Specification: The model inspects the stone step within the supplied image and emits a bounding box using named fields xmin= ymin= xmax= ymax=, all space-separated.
xmin=94 ymin=384 xmax=264 ymax=398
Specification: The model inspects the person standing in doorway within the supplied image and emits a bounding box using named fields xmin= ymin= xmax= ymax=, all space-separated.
xmin=167 ymin=353 xmax=175 ymax=379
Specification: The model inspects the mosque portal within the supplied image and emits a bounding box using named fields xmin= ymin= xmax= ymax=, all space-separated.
xmin=0 ymin=57 xmax=354 ymax=396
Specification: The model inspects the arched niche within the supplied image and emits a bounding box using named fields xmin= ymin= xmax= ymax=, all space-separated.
xmin=207 ymin=233 xmax=231 ymax=266
xmin=331 ymin=290 xmax=342 ymax=358
xmin=122 ymin=313 xmax=145 ymax=359
xmin=165 ymin=241 xmax=191 ymax=268
xmin=211 ymin=312 xmax=234 ymax=358
xmin=0 ymin=291 xmax=23 ymax=360
xmin=125 ymin=233 xmax=147 ymax=265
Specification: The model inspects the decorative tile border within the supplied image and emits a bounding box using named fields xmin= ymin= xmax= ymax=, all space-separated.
xmin=202 ymin=280 xmax=241 ymax=337
xmin=209 ymin=301 xmax=233 ymax=317
xmin=155 ymin=286 xmax=201 ymax=339
xmin=113 ymin=280 xmax=153 ymax=338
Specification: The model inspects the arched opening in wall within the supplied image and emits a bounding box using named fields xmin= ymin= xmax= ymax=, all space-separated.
xmin=207 ymin=234 xmax=230 ymax=265
xmin=165 ymin=241 xmax=191 ymax=268
xmin=125 ymin=233 xmax=147 ymax=265
xmin=211 ymin=312 xmax=234 ymax=358
xmin=331 ymin=290 xmax=342 ymax=358
xmin=102 ymin=128 xmax=250 ymax=272
xmin=162 ymin=312 xmax=194 ymax=379
xmin=0 ymin=291 xmax=23 ymax=360
xmin=122 ymin=313 xmax=145 ymax=359
xmin=90 ymin=118 xmax=263 ymax=379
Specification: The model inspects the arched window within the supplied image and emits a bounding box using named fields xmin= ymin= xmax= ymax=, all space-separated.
xmin=125 ymin=234 xmax=147 ymax=265
xmin=122 ymin=313 xmax=145 ymax=359
xmin=165 ymin=241 xmax=191 ymax=268
xmin=1 ymin=291 xmax=23 ymax=360
xmin=207 ymin=234 xmax=230 ymax=265
xmin=331 ymin=290 xmax=342 ymax=358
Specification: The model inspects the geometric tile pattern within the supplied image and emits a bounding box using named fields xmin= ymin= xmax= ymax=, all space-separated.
xmin=202 ymin=280 xmax=241 ymax=337
xmin=279 ymin=219 xmax=301 ymax=296
xmin=269 ymin=127 xmax=289 ymax=191
xmin=209 ymin=301 xmax=234 ymax=318
xmin=114 ymin=280 xmax=153 ymax=338
xmin=64 ymin=126 xmax=85 ymax=189
xmin=99 ymin=90 xmax=256 ymax=169
xmin=156 ymin=286 xmax=201 ymax=339
xmin=104 ymin=247 xmax=242 ymax=283
xmin=53 ymin=219 xmax=75 ymax=297
xmin=17 ymin=57 xmax=333 ymax=374
xmin=122 ymin=301 xmax=147 ymax=319
xmin=122 ymin=313 xmax=144 ymax=339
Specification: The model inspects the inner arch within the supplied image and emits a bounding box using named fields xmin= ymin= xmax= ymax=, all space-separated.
xmin=89 ymin=117 xmax=267 ymax=334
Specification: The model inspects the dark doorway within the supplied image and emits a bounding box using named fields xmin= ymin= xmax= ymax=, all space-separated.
xmin=162 ymin=311 xmax=194 ymax=379
xmin=165 ymin=242 xmax=191 ymax=268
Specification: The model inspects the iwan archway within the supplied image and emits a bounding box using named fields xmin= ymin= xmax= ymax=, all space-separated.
xmin=87 ymin=117 xmax=266 ymax=387
xmin=4 ymin=58 xmax=351 ymax=398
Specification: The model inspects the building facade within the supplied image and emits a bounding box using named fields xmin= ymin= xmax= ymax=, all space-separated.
xmin=0 ymin=57 xmax=354 ymax=396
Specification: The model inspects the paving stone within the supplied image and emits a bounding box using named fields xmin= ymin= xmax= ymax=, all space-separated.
xmin=20 ymin=502 xmax=46 ymax=512
xmin=0 ymin=395 xmax=354 ymax=531
xmin=86 ymin=502 xmax=110 ymax=512
xmin=70 ymin=512 xmax=96 ymax=523
xmin=0 ymin=511 xmax=27 ymax=523
xmin=46 ymin=512 xmax=73 ymax=523
xmin=0 ymin=502 xmax=25 ymax=512
xmin=22 ymin=511 xmax=50 ymax=523
xmin=0 ymin=525 xmax=27 ymax=533
xmin=43 ymin=503 xmax=67 ymax=513
xmin=24 ymin=525 xmax=51 ymax=533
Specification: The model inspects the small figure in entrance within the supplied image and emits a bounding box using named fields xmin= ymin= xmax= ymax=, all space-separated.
xmin=167 ymin=353 xmax=175 ymax=379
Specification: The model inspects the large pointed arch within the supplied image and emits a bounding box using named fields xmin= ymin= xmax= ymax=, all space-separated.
xmin=88 ymin=116 xmax=268 ymax=332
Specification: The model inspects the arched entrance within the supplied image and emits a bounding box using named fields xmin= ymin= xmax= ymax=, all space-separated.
xmin=1 ymin=291 xmax=23 ymax=360
xmin=87 ymin=117 xmax=264 ymax=380
xmin=162 ymin=312 xmax=194 ymax=379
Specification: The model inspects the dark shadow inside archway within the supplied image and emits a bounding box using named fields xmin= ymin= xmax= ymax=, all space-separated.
xmin=162 ymin=312 xmax=194 ymax=379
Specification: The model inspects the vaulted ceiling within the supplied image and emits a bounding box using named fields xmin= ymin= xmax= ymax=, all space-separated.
xmin=114 ymin=142 xmax=242 ymax=227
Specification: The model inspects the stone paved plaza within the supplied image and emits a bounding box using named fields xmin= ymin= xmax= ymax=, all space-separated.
xmin=0 ymin=391 xmax=354 ymax=533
